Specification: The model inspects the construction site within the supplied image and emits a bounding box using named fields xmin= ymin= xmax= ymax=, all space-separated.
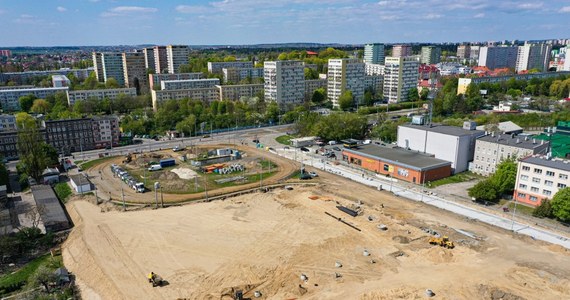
xmin=62 ymin=151 xmax=570 ymax=300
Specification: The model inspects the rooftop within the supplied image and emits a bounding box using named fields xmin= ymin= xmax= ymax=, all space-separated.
xmin=70 ymin=174 xmax=92 ymax=186
xmin=31 ymin=185 xmax=70 ymax=231
xmin=476 ymin=121 xmax=523 ymax=133
xmin=477 ymin=134 xmax=548 ymax=150
xmin=400 ymin=124 xmax=484 ymax=137
xmin=521 ymin=156 xmax=570 ymax=172
xmin=343 ymin=144 xmax=451 ymax=171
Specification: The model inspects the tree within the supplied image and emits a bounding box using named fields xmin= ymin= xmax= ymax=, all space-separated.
xmin=265 ymin=101 xmax=279 ymax=123
xmin=468 ymin=180 xmax=499 ymax=202
xmin=18 ymin=94 xmax=37 ymax=112
xmin=338 ymin=90 xmax=354 ymax=111
xmin=490 ymin=158 xmax=517 ymax=195
xmin=551 ymin=188 xmax=570 ymax=221
xmin=407 ymin=87 xmax=419 ymax=102
xmin=175 ymin=114 xmax=197 ymax=136
xmin=105 ymin=77 xmax=120 ymax=89
xmin=420 ymin=88 xmax=429 ymax=100
xmin=311 ymin=88 xmax=326 ymax=104
xmin=28 ymin=265 xmax=57 ymax=293
xmin=17 ymin=123 xmax=52 ymax=181
xmin=533 ymin=200 xmax=553 ymax=218
xmin=304 ymin=67 xmax=319 ymax=80
xmin=363 ymin=89 xmax=374 ymax=107
xmin=30 ymin=99 xmax=51 ymax=114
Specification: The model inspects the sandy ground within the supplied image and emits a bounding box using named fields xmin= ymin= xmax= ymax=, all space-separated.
xmin=170 ymin=168 xmax=198 ymax=180
xmin=62 ymin=168 xmax=570 ymax=300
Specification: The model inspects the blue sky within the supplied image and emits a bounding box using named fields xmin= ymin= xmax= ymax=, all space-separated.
xmin=0 ymin=0 xmax=569 ymax=46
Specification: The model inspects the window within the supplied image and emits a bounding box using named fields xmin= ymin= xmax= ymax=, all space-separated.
xmin=519 ymin=184 xmax=527 ymax=189
xmin=522 ymin=166 xmax=530 ymax=171
xmin=383 ymin=164 xmax=389 ymax=171
xmin=517 ymin=193 xmax=526 ymax=198
xmin=543 ymin=190 xmax=552 ymax=196
xmin=533 ymin=168 xmax=542 ymax=174
xmin=546 ymin=171 xmax=555 ymax=177
xmin=558 ymin=183 xmax=567 ymax=189
xmin=560 ymin=174 xmax=568 ymax=180
xmin=529 ymin=196 xmax=538 ymax=202
xmin=545 ymin=180 xmax=553 ymax=187
xmin=520 ymin=175 xmax=528 ymax=181
xmin=532 ymin=177 xmax=540 ymax=183
xmin=531 ymin=187 xmax=539 ymax=192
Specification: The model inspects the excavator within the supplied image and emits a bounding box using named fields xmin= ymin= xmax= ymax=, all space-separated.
xmin=428 ymin=236 xmax=455 ymax=249
xmin=123 ymin=153 xmax=133 ymax=164
xmin=147 ymin=272 xmax=163 ymax=287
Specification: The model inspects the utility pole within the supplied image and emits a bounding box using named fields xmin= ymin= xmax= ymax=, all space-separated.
xmin=154 ymin=182 xmax=160 ymax=209
xmin=260 ymin=159 xmax=263 ymax=189
xmin=121 ymin=186 xmax=125 ymax=211
xmin=204 ymin=176 xmax=209 ymax=201
xmin=160 ymin=186 xmax=164 ymax=208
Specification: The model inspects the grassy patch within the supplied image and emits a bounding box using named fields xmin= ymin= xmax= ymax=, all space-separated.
xmin=276 ymin=135 xmax=294 ymax=146
xmin=54 ymin=183 xmax=72 ymax=203
xmin=427 ymin=172 xmax=482 ymax=188
xmin=79 ymin=156 xmax=118 ymax=170
xmin=507 ymin=201 xmax=535 ymax=216
xmin=0 ymin=254 xmax=51 ymax=296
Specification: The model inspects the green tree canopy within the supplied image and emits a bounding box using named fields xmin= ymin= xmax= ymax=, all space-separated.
xmin=339 ymin=90 xmax=354 ymax=111
xmin=18 ymin=94 xmax=37 ymax=112
xmin=468 ymin=180 xmax=499 ymax=202
xmin=490 ymin=158 xmax=517 ymax=195
xmin=30 ymin=99 xmax=51 ymax=114
xmin=105 ymin=77 xmax=120 ymax=89
xmin=407 ymin=87 xmax=419 ymax=102
xmin=311 ymin=88 xmax=326 ymax=104
xmin=551 ymin=188 xmax=570 ymax=221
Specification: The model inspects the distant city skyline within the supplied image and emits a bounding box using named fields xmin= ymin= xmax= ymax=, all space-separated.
xmin=0 ymin=0 xmax=569 ymax=47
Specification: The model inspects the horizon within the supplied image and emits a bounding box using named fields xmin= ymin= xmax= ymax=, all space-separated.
xmin=0 ymin=0 xmax=569 ymax=47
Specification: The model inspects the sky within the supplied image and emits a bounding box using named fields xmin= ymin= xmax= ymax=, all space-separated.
xmin=0 ymin=0 xmax=569 ymax=47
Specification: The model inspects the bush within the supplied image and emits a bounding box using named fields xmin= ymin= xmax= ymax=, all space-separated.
xmin=533 ymin=200 xmax=553 ymax=218
xmin=54 ymin=183 xmax=72 ymax=202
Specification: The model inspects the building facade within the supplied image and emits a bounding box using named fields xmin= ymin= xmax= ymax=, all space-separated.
xmin=364 ymin=43 xmax=385 ymax=64
xmin=513 ymin=156 xmax=570 ymax=206
xmin=222 ymin=67 xmax=264 ymax=83
xmin=143 ymin=47 xmax=156 ymax=72
xmin=92 ymin=52 xmax=104 ymax=82
xmin=264 ymin=60 xmax=305 ymax=107
xmin=478 ymin=46 xmax=518 ymax=69
xmin=457 ymin=71 xmax=570 ymax=94
xmin=457 ymin=45 xmax=471 ymax=60
xmin=208 ymin=61 xmax=253 ymax=74
xmin=67 ymin=88 xmax=137 ymax=106
xmin=43 ymin=118 xmax=96 ymax=154
xmin=148 ymin=72 xmax=203 ymax=91
xmin=101 ymin=53 xmax=125 ymax=86
xmin=92 ymin=116 xmax=120 ymax=148
xmin=392 ymin=45 xmax=412 ymax=57
xmin=0 ymin=87 xmax=69 ymax=111
xmin=342 ymin=144 xmax=452 ymax=184
xmin=327 ymin=58 xmax=365 ymax=108
xmin=515 ymin=43 xmax=552 ymax=72
xmin=0 ymin=114 xmax=16 ymax=132
xmin=217 ymin=84 xmax=264 ymax=101
xmin=52 ymin=75 xmax=70 ymax=88
xmin=304 ymin=79 xmax=327 ymax=102
xmin=397 ymin=123 xmax=485 ymax=173
xmin=166 ymin=45 xmax=190 ymax=74
xmin=122 ymin=52 xmax=149 ymax=94
xmin=151 ymin=88 xmax=219 ymax=111
xmin=365 ymin=75 xmax=384 ymax=94
xmin=383 ymin=56 xmax=419 ymax=103
xmin=420 ymin=46 xmax=442 ymax=65
xmin=472 ymin=133 xmax=549 ymax=176
xmin=160 ymin=78 xmax=220 ymax=91
xmin=153 ymin=46 xmax=168 ymax=74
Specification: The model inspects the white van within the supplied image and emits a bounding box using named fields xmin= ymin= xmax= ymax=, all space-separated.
xmin=328 ymin=140 xmax=337 ymax=145
xmin=148 ymin=165 xmax=162 ymax=171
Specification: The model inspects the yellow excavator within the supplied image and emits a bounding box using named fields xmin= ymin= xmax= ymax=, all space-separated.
xmin=147 ymin=272 xmax=163 ymax=287
xmin=428 ymin=236 xmax=455 ymax=249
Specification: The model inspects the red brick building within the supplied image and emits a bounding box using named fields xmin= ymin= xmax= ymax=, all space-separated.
xmin=342 ymin=144 xmax=452 ymax=184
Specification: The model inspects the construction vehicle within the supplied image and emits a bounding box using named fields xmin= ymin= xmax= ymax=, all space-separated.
xmin=147 ymin=272 xmax=163 ymax=287
xmin=123 ymin=153 xmax=133 ymax=164
xmin=428 ymin=236 xmax=455 ymax=249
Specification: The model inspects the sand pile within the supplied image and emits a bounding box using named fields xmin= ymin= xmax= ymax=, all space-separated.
xmin=171 ymin=168 xmax=198 ymax=180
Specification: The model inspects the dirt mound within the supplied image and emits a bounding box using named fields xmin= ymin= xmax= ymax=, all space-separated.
xmin=414 ymin=247 xmax=456 ymax=264
xmin=392 ymin=236 xmax=410 ymax=244
xmin=477 ymin=284 xmax=525 ymax=300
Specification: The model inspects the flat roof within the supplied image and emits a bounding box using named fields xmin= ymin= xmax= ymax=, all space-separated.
xmin=476 ymin=121 xmax=522 ymax=133
xmin=521 ymin=156 xmax=570 ymax=172
xmin=290 ymin=136 xmax=316 ymax=142
xmin=31 ymin=185 xmax=70 ymax=231
xmin=70 ymin=174 xmax=91 ymax=186
xmin=400 ymin=124 xmax=484 ymax=137
xmin=477 ymin=134 xmax=548 ymax=150
xmin=343 ymin=144 xmax=452 ymax=171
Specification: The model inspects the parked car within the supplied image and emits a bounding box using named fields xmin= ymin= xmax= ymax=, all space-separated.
xmin=300 ymin=147 xmax=310 ymax=152
xmin=328 ymin=140 xmax=337 ymax=145
xmin=332 ymin=146 xmax=341 ymax=151
xmin=309 ymin=171 xmax=318 ymax=177
xmin=253 ymin=139 xmax=260 ymax=143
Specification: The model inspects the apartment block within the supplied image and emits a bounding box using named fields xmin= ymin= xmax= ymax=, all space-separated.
xmin=52 ymin=75 xmax=70 ymax=88
xmin=513 ymin=156 xmax=570 ymax=206
xmin=478 ymin=46 xmax=518 ymax=69
xmin=151 ymin=88 xmax=219 ymax=111
xmin=0 ymin=130 xmax=20 ymax=159
xmin=456 ymin=71 xmax=570 ymax=94
xmin=208 ymin=61 xmax=253 ymax=74
xmin=0 ymin=114 xmax=16 ymax=132
xmin=101 ymin=53 xmax=125 ymax=86
xmin=148 ymin=73 xmax=203 ymax=91
xmin=166 ymin=45 xmax=190 ymax=74
xmin=327 ymin=58 xmax=365 ymax=108
xmin=43 ymin=118 xmax=96 ymax=154
xmin=515 ymin=43 xmax=552 ymax=72
xmin=364 ymin=43 xmax=385 ymax=64
xmin=67 ymin=88 xmax=137 ymax=106
xmin=222 ymin=67 xmax=264 ymax=83
xmin=217 ymin=84 xmax=264 ymax=101
xmin=143 ymin=47 xmax=156 ymax=71
xmin=92 ymin=116 xmax=120 ymax=149
xmin=0 ymin=50 xmax=12 ymax=57
xmin=472 ymin=133 xmax=549 ymax=176
xmin=365 ymin=75 xmax=384 ymax=94
xmin=304 ymin=79 xmax=327 ymax=102
xmin=383 ymin=56 xmax=419 ymax=103
xmin=0 ymin=69 xmax=92 ymax=86
xmin=457 ymin=45 xmax=471 ymax=59
xmin=92 ymin=52 xmax=104 ymax=82
xmin=392 ymin=45 xmax=412 ymax=57
xmin=122 ymin=52 xmax=149 ymax=94
xmin=0 ymin=87 xmax=69 ymax=111
xmin=365 ymin=63 xmax=385 ymax=76
xmin=420 ymin=46 xmax=442 ymax=64
xmin=160 ymin=78 xmax=220 ymax=91
xmin=153 ymin=46 xmax=168 ymax=74
xmin=264 ymin=60 xmax=305 ymax=107
xmin=470 ymin=46 xmax=481 ymax=60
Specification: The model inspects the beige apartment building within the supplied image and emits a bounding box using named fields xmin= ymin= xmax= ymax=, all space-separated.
xmin=513 ymin=156 xmax=570 ymax=207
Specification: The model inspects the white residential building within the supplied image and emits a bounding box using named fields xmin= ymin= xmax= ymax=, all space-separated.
xmin=67 ymin=88 xmax=137 ymax=106
xmin=208 ymin=61 xmax=253 ymax=74
xmin=472 ymin=133 xmax=549 ymax=176
xmin=515 ymin=43 xmax=552 ymax=72
xmin=513 ymin=156 xmax=570 ymax=207
xmin=327 ymin=58 xmax=365 ymax=108
xmin=365 ymin=63 xmax=385 ymax=76
xmin=91 ymin=116 xmax=120 ymax=148
xmin=101 ymin=53 xmax=125 ymax=86
xmin=148 ymin=73 xmax=203 ymax=90
xmin=52 ymin=75 xmax=70 ymax=87
xmin=166 ymin=45 xmax=189 ymax=74
xmin=151 ymin=88 xmax=219 ymax=111
xmin=92 ymin=52 xmax=104 ymax=82
xmin=364 ymin=43 xmax=385 ymax=65
xmin=143 ymin=47 xmax=155 ymax=71
xmin=264 ymin=60 xmax=305 ymax=106
xmin=383 ymin=56 xmax=419 ymax=103
xmin=0 ymin=114 xmax=16 ymax=131
xmin=478 ymin=46 xmax=518 ymax=69
xmin=160 ymin=78 xmax=220 ymax=91
xmin=420 ymin=46 xmax=441 ymax=65
xmin=222 ymin=67 xmax=264 ymax=83
xmin=217 ymin=84 xmax=264 ymax=101
xmin=0 ymin=87 xmax=69 ymax=111
xmin=392 ymin=45 xmax=412 ymax=57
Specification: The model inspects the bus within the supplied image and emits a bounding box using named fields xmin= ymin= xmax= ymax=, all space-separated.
xmin=341 ymin=139 xmax=359 ymax=149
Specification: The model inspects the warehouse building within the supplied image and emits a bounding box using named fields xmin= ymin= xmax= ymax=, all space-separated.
xmin=342 ymin=144 xmax=452 ymax=184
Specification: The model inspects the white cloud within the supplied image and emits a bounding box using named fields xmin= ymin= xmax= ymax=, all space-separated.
xmin=176 ymin=5 xmax=210 ymax=14
xmin=561 ymin=6 xmax=570 ymax=13
xmin=57 ymin=6 xmax=67 ymax=12
xmin=101 ymin=6 xmax=158 ymax=17
xmin=14 ymin=14 xmax=39 ymax=24
xmin=516 ymin=2 xmax=543 ymax=10
xmin=423 ymin=13 xmax=443 ymax=19
xmin=473 ymin=13 xmax=485 ymax=18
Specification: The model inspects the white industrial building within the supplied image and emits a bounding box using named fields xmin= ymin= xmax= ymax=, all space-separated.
xmin=397 ymin=122 xmax=485 ymax=173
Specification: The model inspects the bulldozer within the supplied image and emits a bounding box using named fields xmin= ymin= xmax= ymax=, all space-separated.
xmin=147 ymin=272 xmax=163 ymax=287
xmin=428 ymin=236 xmax=455 ymax=249
xmin=123 ymin=153 xmax=133 ymax=164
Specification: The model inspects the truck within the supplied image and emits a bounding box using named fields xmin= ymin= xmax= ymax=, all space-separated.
xmin=159 ymin=158 xmax=176 ymax=168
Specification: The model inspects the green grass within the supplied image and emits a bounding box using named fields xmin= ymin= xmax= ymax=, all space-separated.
xmin=276 ymin=135 xmax=294 ymax=146
xmin=426 ymin=172 xmax=482 ymax=188
xmin=80 ymin=156 xmax=118 ymax=170
xmin=0 ymin=254 xmax=50 ymax=296
xmin=54 ymin=182 xmax=72 ymax=202
xmin=507 ymin=201 xmax=535 ymax=216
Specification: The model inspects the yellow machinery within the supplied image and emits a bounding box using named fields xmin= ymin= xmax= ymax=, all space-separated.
xmin=428 ymin=236 xmax=455 ymax=249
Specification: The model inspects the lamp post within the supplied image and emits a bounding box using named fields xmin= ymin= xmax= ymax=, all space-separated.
xmin=154 ymin=182 xmax=160 ymax=209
